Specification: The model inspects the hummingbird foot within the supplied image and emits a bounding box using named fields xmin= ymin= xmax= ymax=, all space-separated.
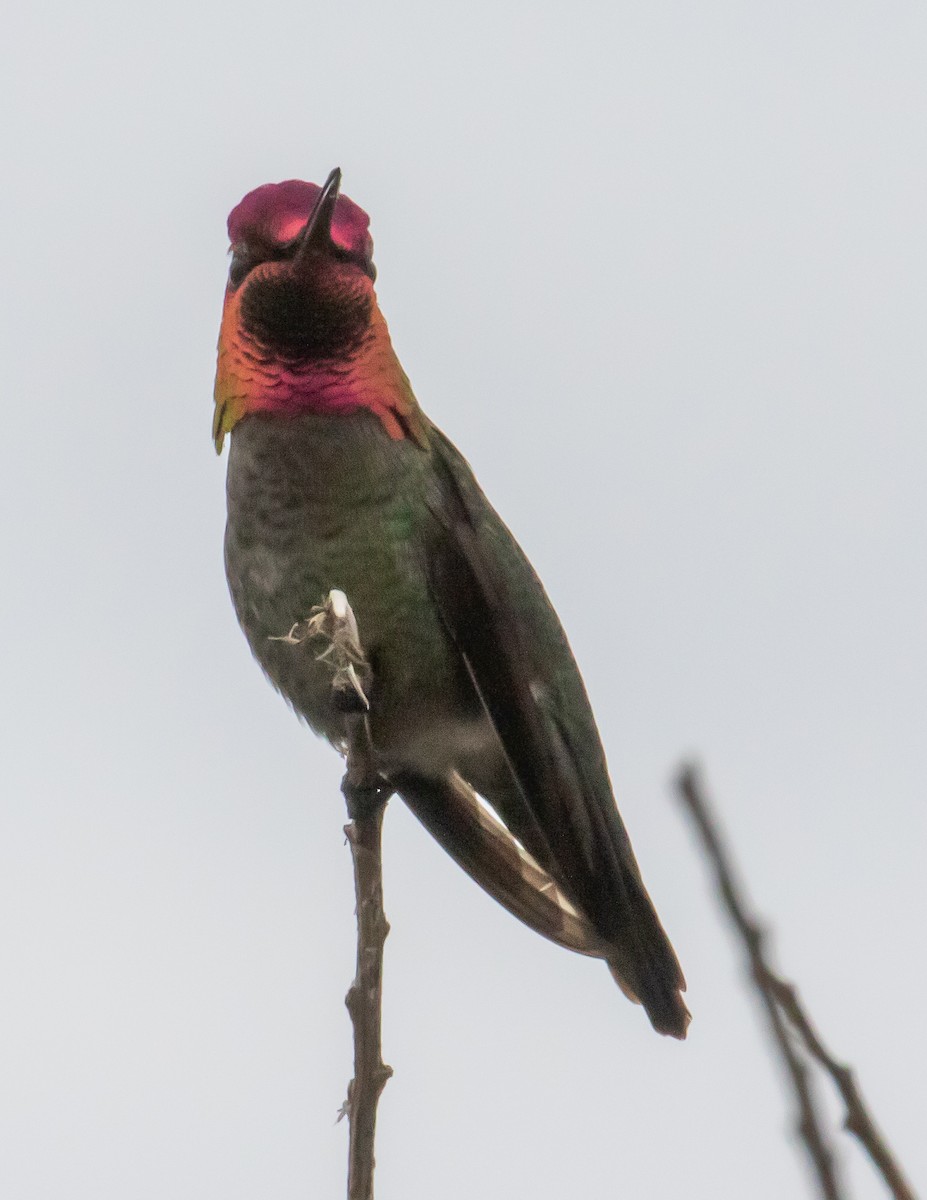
xmin=270 ymin=588 xmax=372 ymax=712
xmin=278 ymin=590 xmax=393 ymax=817
xmin=341 ymin=772 xmax=392 ymax=821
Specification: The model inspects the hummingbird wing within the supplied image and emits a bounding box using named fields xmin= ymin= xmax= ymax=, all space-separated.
xmin=393 ymin=769 xmax=613 ymax=959
xmin=422 ymin=424 xmax=689 ymax=1038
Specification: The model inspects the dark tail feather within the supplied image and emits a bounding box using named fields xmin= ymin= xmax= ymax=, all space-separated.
xmin=609 ymin=962 xmax=691 ymax=1039
xmin=570 ymin=772 xmax=688 ymax=1038
xmin=540 ymin=713 xmax=690 ymax=1040
xmin=603 ymin=882 xmax=691 ymax=1040
xmin=578 ymin=800 xmax=690 ymax=1038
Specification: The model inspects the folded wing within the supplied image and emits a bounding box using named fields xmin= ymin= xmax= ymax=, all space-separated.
xmin=421 ymin=425 xmax=689 ymax=1038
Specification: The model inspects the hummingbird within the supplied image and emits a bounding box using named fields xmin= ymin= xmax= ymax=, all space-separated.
xmin=215 ymin=168 xmax=689 ymax=1039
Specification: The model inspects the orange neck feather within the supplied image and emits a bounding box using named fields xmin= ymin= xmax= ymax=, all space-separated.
xmin=213 ymin=295 xmax=428 ymax=453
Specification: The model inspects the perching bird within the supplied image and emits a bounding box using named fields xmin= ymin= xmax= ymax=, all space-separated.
xmin=215 ymin=168 xmax=689 ymax=1038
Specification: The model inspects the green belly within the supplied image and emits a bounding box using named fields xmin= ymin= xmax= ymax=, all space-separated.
xmin=224 ymin=408 xmax=480 ymax=762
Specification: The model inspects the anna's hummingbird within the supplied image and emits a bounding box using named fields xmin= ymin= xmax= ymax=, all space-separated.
xmin=215 ymin=169 xmax=689 ymax=1038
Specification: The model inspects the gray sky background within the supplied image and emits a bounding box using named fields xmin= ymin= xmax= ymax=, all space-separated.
xmin=3 ymin=2 xmax=925 ymax=1197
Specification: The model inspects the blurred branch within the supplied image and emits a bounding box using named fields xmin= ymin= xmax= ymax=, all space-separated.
xmin=677 ymin=765 xmax=917 ymax=1200
xmin=308 ymin=590 xmax=393 ymax=1200
xmin=764 ymin=968 xmax=917 ymax=1200
xmin=675 ymin=765 xmax=841 ymax=1199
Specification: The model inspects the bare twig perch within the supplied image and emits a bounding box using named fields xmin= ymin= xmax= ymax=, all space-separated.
xmin=295 ymin=590 xmax=393 ymax=1200
xmin=342 ymin=790 xmax=392 ymax=1200
xmin=677 ymin=765 xmax=917 ymax=1200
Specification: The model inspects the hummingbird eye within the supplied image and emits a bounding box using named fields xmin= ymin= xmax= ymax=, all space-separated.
xmin=327 ymin=242 xmax=377 ymax=282
xmin=229 ymin=244 xmax=258 ymax=289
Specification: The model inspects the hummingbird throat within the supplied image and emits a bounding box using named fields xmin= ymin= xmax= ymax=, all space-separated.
xmin=212 ymin=298 xmax=427 ymax=453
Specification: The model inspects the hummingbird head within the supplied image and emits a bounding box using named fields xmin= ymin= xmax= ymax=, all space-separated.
xmin=213 ymin=168 xmax=424 ymax=452
xmin=224 ymin=168 xmax=376 ymax=360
